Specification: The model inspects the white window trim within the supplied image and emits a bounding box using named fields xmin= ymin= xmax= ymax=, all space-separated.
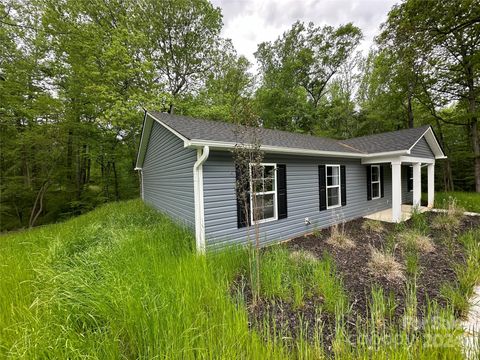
xmin=326 ymin=164 xmax=342 ymax=209
xmin=249 ymin=163 xmax=278 ymax=225
xmin=371 ymin=165 xmax=381 ymax=200
xmin=409 ymin=165 xmax=414 ymax=192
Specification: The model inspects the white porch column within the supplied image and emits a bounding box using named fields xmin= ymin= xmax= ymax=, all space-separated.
xmin=427 ymin=163 xmax=435 ymax=208
xmin=412 ymin=162 xmax=421 ymax=208
xmin=391 ymin=161 xmax=402 ymax=222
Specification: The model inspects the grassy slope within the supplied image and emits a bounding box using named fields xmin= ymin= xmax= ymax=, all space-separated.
xmin=0 ymin=200 xmax=293 ymax=359
xmin=1 ymin=200 xmax=477 ymax=359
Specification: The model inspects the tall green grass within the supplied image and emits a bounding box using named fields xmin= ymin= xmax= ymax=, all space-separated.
xmin=423 ymin=191 xmax=480 ymax=213
xmin=0 ymin=200 xmax=292 ymax=358
xmin=1 ymin=200 xmax=477 ymax=358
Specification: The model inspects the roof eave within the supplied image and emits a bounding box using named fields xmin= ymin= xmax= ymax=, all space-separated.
xmin=186 ymin=140 xmax=414 ymax=159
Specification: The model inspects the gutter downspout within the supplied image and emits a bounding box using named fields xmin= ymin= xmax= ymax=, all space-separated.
xmin=193 ymin=146 xmax=209 ymax=253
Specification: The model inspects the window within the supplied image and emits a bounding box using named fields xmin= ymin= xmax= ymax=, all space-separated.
xmin=326 ymin=165 xmax=341 ymax=208
xmin=250 ymin=163 xmax=277 ymax=223
xmin=371 ymin=165 xmax=381 ymax=199
xmin=408 ymin=166 xmax=413 ymax=192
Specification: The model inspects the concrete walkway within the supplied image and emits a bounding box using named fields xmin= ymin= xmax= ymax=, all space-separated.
xmin=462 ymin=285 xmax=480 ymax=358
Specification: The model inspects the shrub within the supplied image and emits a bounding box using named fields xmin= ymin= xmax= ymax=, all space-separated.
xmin=397 ymin=229 xmax=435 ymax=253
xmin=367 ymin=246 xmax=405 ymax=282
xmin=361 ymin=219 xmax=384 ymax=233
xmin=326 ymin=223 xmax=355 ymax=249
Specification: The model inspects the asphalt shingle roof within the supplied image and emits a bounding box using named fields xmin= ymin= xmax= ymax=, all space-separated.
xmin=150 ymin=111 xmax=362 ymax=154
xmin=148 ymin=111 xmax=431 ymax=155
xmin=340 ymin=125 xmax=431 ymax=154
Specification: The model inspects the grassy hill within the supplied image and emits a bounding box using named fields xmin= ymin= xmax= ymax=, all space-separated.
xmin=1 ymin=200 xmax=478 ymax=359
xmin=0 ymin=200 xmax=289 ymax=358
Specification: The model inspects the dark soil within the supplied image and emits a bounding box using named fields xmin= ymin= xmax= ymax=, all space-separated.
xmin=234 ymin=213 xmax=480 ymax=349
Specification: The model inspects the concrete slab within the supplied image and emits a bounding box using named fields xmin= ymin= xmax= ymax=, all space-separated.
xmin=364 ymin=205 xmax=429 ymax=223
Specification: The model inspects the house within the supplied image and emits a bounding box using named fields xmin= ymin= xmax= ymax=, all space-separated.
xmin=135 ymin=111 xmax=446 ymax=252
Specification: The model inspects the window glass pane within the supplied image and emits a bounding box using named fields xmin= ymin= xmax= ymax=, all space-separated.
xmin=252 ymin=193 xmax=275 ymax=221
xmin=263 ymin=205 xmax=274 ymax=219
xmin=327 ymin=166 xmax=339 ymax=186
xmin=252 ymin=179 xmax=263 ymax=193
xmin=372 ymin=183 xmax=380 ymax=198
xmin=264 ymin=177 xmax=274 ymax=192
xmin=327 ymin=187 xmax=339 ymax=207
xmin=371 ymin=166 xmax=379 ymax=182
xmin=264 ymin=166 xmax=274 ymax=178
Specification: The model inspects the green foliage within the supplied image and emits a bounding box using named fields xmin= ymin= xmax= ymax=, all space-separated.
xmin=429 ymin=192 xmax=480 ymax=213
xmin=258 ymin=248 xmax=347 ymax=314
xmin=254 ymin=21 xmax=362 ymax=134
xmin=0 ymin=200 xmax=293 ymax=358
xmin=441 ymin=228 xmax=480 ymax=316
xmin=410 ymin=210 xmax=429 ymax=235
xmin=2 ymin=200 xmax=478 ymax=358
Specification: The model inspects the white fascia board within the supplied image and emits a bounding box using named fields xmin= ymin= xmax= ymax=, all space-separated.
xmin=146 ymin=112 xmax=190 ymax=143
xmin=361 ymin=155 xmax=435 ymax=165
xmin=186 ymin=139 xmax=368 ymax=158
xmin=134 ymin=111 xmax=149 ymax=169
xmin=135 ymin=111 xmax=191 ymax=169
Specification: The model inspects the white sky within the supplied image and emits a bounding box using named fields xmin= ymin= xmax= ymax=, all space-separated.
xmin=211 ymin=0 xmax=399 ymax=64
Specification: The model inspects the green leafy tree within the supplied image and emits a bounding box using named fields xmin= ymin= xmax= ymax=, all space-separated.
xmin=138 ymin=0 xmax=223 ymax=113
xmin=381 ymin=0 xmax=480 ymax=191
xmin=255 ymin=21 xmax=362 ymax=133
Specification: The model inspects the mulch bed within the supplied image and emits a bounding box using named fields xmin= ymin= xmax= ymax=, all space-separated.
xmin=234 ymin=213 xmax=480 ymax=349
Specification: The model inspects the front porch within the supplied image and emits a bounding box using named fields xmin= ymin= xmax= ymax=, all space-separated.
xmin=362 ymin=155 xmax=436 ymax=223
xmin=364 ymin=205 xmax=429 ymax=222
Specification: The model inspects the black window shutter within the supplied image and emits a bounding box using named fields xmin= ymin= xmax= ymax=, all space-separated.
xmin=340 ymin=165 xmax=347 ymax=206
xmin=235 ymin=165 xmax=250 ymax=228
xmin=380 ymin=165 xmax=385 ymax=198
xmin=407 ymin=166 xmax=413 ymax=192
xmin=277 ymin=164 xmax=287 ymax=219
xmin=366 ymin=165 xmax=372 ymax=200
xmin=319 ymin=165 xmax=327 ymax=211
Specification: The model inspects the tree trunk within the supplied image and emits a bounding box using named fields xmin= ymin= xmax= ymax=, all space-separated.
xmin=112 ymin=160 xmax=119 ymax=201
xmin=407 ymin=94 xmax=414 ymax=128
xmin=466 ymin=62 xmax=479 ymax=192
xmin=433 ymin=118 xmax=454 ymax=191
xmin=29 ymin=180 xmax=49 ymax=228
xmin=471 ymin=120 xmax=480 ymax=192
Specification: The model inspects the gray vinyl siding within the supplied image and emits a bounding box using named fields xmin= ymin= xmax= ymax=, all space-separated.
xmin=142 ymin=121 xmax=197 ymax=227
xmin=203 ymin=151 xmax=397 ymax=249
xmin=411 ymin=137 xmax=434 ymax=158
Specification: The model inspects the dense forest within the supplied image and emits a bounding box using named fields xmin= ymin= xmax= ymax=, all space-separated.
xmin=1 ymin=0 xmax=479 ymax=231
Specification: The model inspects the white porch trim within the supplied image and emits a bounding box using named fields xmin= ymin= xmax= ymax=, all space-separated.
xmin=367 ymin=155 xmax=436 ymax=223
xmin=413 ymin=162 xmax=421 ymax=207
xmin=428 ymin=163 xmax=435 ymax=208
xmin=391 ymin=161 xmax=402 ymax=222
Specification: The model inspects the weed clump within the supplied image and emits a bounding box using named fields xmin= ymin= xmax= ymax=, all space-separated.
xmin=367 ymin=246 xmax=405 ymax=282
xmin=431 ymin=197 xmax=465 ymax=232
xmin=397 ymin=229 xmax=435 ymax=253
xmin=326 ymin=223 xmax=355 ymax=249
xmin=361 ymin=219 xmax=384 ymax=233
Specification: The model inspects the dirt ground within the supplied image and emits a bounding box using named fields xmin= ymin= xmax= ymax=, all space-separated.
xmin=236 ymin=213 xmax=480 ymax=349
